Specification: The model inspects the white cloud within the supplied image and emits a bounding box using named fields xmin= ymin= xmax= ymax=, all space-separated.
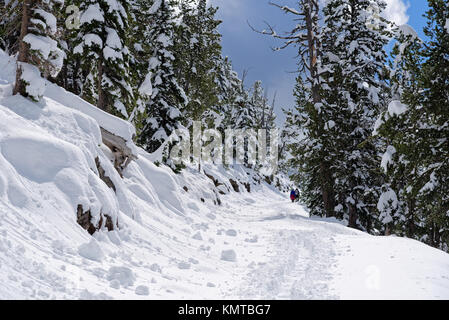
xmin=208 ymin=0 xmax=245 ymax=17
xmin=383 ymin=0 xmax=410 ymax=26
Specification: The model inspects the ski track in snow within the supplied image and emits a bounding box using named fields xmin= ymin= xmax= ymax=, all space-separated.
xmin=232 ymin=200 xmax=339 ymax=299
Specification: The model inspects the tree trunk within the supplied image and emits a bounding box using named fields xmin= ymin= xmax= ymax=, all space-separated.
xmin=97 ymin=56 xmax=107 ymax=112
xmin=304 ymin=1 xmax=335 ymax=218
xmin=348 ymin=203 xmax=358 ymax=229
xmin=13 ymin=0 xmax=31 ymax=97
xmin=320 ymin=162 xmax=335 ymax=217
xmin=406 ymin=199 xmax=415 ymax=238
xmin=385 ymin=224 xmax=391 ymax=236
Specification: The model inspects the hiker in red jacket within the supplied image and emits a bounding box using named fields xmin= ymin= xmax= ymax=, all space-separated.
xmin=290 ymin=189 xmax=296 ymax=203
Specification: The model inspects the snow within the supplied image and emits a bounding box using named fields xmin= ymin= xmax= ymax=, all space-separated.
xmin=107 ymin=266 xmax=135 ymax=288
xmin=80 ymin=4 xmax=105 ymax=25
xmin=388 ymin=100 xmax=408 ymax=116
xmin=377 ymin=189 xmax=398 ymax=224
xmin=78 ymin=239 xmax=104 ymax=262
xmin=381 ymin=145 xmax=396 ymax=172
xmin=44 ymin=82 xmax=137 ymax=154
xmin=135 ymin=285 xmax=149 ymax=296
xmin=1 ymin=50 xmax=449 ymax=299
xmin=374 ymin=100 xmax=409 ymax=135
xmin=398 ymin=24 xmax=419 ymax=39
xmin=138 ymin=72 xmax=153 ymax=97
xmin=17 ymin=63 xmax=46 ymax=99
xmin=33 ymin=9 xmax=57 ymax=34
xmin=149 ymin=0 xmax=162 ymax=14
xmin=221 ymin=250 xmax=237 ymax=262
xmin=83 ymin=34 xmax=103 ymax=48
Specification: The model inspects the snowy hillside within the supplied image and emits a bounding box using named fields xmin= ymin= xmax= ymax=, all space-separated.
xmin=1 ymin=49 xmax=449 ymax=300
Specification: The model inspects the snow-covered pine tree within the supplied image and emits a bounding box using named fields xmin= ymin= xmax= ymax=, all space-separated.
xmin=0 ymin=0 xmax=22 ymax=54
xmin=376 ymin=0 xmax=449 ymax=249
xmin=73 ymin=0 xmax=133 ymax=117
xmin=53 ymin=0 xmax=84 ymax=95
xmin=128 ymin=0 xmax=160 ymax=135
xmin=319 ymin=0 xmax=391 ymax=230
xmin=374 ymin=24 xmax=424 ymax=237
xmin=13 ymin=0 xmax=65 ymax=101
xmin=173 ymin=0 xmax=222 ymax=121
xmin=135 ymin=0 xmax=187 ymax=157
xmin=214 ymin=56 xmax=243 ymax=131
xmin=284 ymin=75 xmax=329 ymax=216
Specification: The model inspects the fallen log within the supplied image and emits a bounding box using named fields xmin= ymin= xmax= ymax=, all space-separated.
xmin=100 ymin=127 xmax=138 ymax=177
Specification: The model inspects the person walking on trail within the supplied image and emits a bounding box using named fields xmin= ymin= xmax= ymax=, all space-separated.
xmin=294 ymin=188 xmax=300 ymax=202
xmin=290 ymin=189 xmax=296 ymax=203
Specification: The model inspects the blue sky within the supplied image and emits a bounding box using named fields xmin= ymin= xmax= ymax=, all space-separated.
xmin=210 ymin=0 xmax=430 ymax=125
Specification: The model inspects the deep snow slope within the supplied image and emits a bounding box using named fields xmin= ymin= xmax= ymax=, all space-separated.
xmin=1 ymin=49 xmax=449 ymax=299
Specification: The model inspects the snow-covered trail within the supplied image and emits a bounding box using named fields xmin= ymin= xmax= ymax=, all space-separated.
xmin=2 ymin=184 xmax=449 ymax=300
xmin=215 ymin=192 xmax=449 ymax=300
xmin=216 ymin=195 xmax=349 ymax=300
xmin=233 ymin=200 xmax=341 ymax=299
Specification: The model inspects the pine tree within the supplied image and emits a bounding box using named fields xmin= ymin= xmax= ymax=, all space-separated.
xmin=53 ymin=0 xmax=84 ymax=94
xmin=0 ymin=0 xmax=22 ymax=54
xmin=376 ymin=0 xmax=449 ymax=249
xmin=13 ymin=0 xmax=65 ymax=101
xmin=285 ymin=75 xmax=329 ymax=216
xmin=136 ymin=0 xmax=187 ymax=156
xmin=374 ymin=25 xmax=424 ymax=237
xmin=173 ymin=0 xmax=222 ymax=121
xmin=128 ymin=0 xmax=158 ymax=130
xmin=214 ymin=56 xmax=243 ymax=130
xmin=318 ymin=0 xmax=391 ymax=230
xmin=73 ymin=0 xmax=133 ymax=117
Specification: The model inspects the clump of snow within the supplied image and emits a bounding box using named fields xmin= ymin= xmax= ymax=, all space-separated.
xmin=135 ymin=285 xmax=149 ymax=296
xmin=373 ymin=100 xmax=409 ymax=136
xmin=78 ymin=239 xmax=104 ymax=262
xmin=107 ymin=266 xmax=135 ymax=288
xmin=192 ymin=232 xmax=203 ymax=241
xmin=138 ymin=72 xmax=153 ymax=97
xmin=381 ymin=146 xmax=396 ymax=172
xmin=178 ymin=262 xmax=191 ymax=270
xmin=398 ymin=24 xmax=419 ymax=39
xmin=388 ymin=100 xmax=408 ymax=116
xmin=221 ymin=250 xmax=237 ymax=262
xmin=377 ymin=188 xmax=399 ymax=224
xmin=80 ymin=4 xmax=105 ymax=25
xmin=18 ymin=63 xmax=46 ymax=100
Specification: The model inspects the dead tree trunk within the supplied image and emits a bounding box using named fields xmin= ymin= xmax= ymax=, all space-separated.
xmin=305 ymin=0 xmax=335 ymax=218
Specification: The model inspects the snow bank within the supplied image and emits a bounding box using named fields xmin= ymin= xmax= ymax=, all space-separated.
xmin=44 ymin=82 xmax=137 ymax=155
